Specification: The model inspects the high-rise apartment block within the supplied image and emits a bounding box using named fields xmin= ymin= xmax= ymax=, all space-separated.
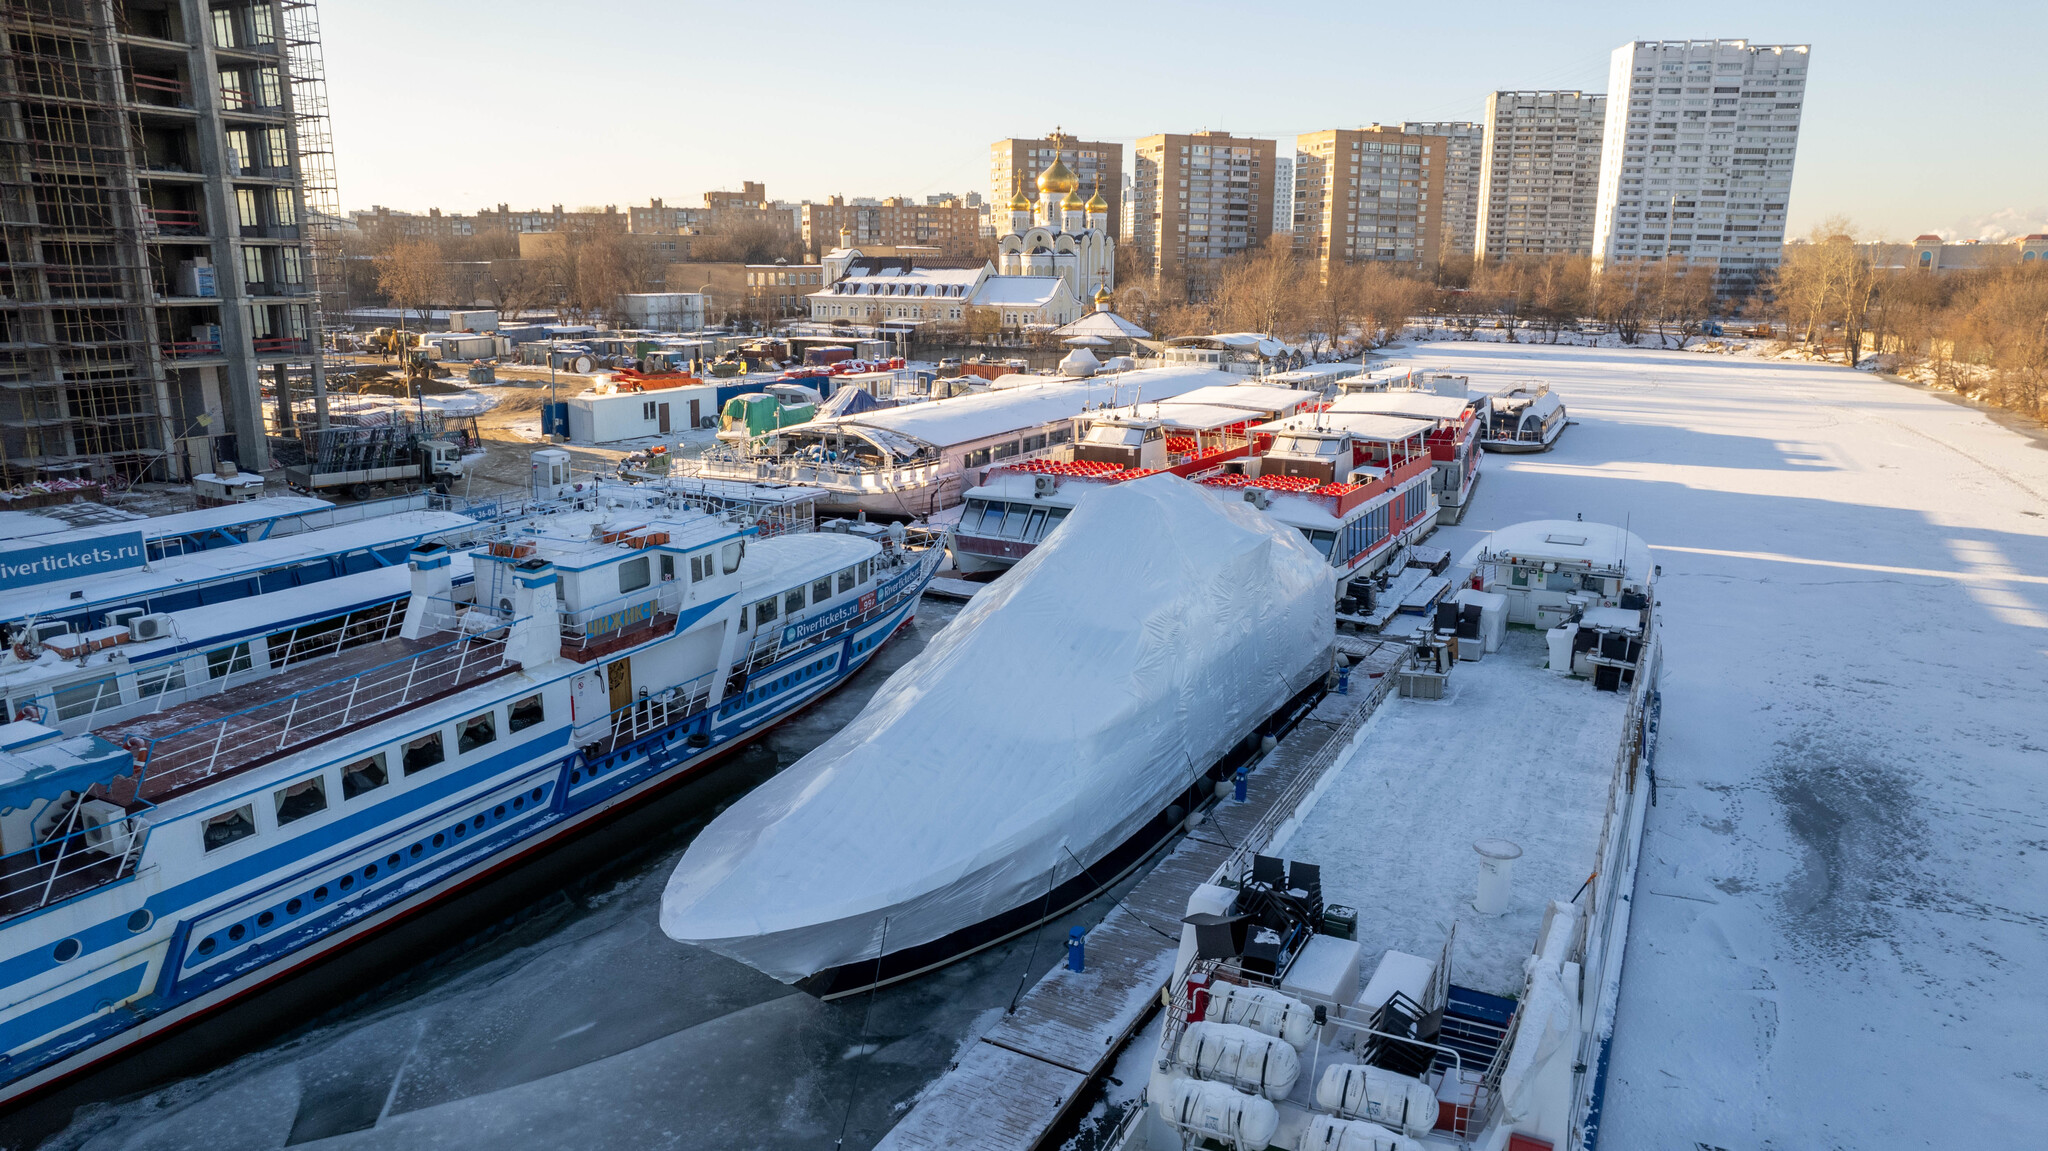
xmin=1272 ymin=155 xmax=1294 ymax=235
xmin=1475 ymin=92 xmax=1606 ymax=260
xmin=1402 ymin=122 xmax=1482 ymax=261
xmin=1291 ymin=126 xmax=1444 ymax=277
xmin=1 ymin=0 xmax=336 ymax=481
xmin=1590 ymin=40 xmax=1810 ymax=291
xmin=1131 ymin=131 xmax=1277 ymax=290
xmin=991 ymin=133 xmax=1122 ymax=240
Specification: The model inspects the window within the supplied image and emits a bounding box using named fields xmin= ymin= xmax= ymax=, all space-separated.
xmin=858 ymin=560 xmax=871 ymax=583
xmin=243 ymin=245 xmax=265 ymax=286
xmin=203 ymin=805 xmax=256 ymax=851
xmin=207 ymin=643 xmax=253 ymax=679
xmin=964 ymin=447 xmax=991 ymax=468
xmin=813 ymin=578 xmax=833 ymax=603
xmin=342 ymin=752 xmax=388 ymax=799
xmin=236 ymin=187 xmax=260 ymax=228
xmin=659 ymin=554 xmax=675 ymax=582
xmin=720 ymin=541 xmax=743 ymax=574
xmin=211 ymin=8 xmax=237 ymax=47
xmin=275 ymin=776 xmax=327 ymax=826
xmin=458 ymin=710 xmax=497 ymax=753
xmin=618 ymin=556 xmax=650 ymax=594
xmin=509 ymin=694 xmax=545 ymax=732
xmin=403 ymin=731 xmax=445 ymax=775
xmin=251 ymin=3 xmax=276 ymax=42
xmin=838 ymin=568 xmax=856 ymax=594
xmin=643 ymin=401 xmax=656 ymax=420
xmin=272 ymin=188 xmax=297 ymax=227
xmin=137 ymin=663 xmax=186 ymax=698
xmin=280 ymin=247 xmax=304 ymax=284
xmin=256 ymin=67 xmax=283 ymax=108
xmin=784 ymin=588 xmax=804 ymax=614
xmin=754 ymin=599 xmax=777 ymax=628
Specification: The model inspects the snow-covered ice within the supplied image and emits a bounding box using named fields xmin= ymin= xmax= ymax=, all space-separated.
xmin=1380 ymin=340 xmax=2048 ymax=1149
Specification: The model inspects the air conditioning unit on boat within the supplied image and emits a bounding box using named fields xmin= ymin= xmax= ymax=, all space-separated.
xmin=1033 ymin=475 xmax=1058 ymax=498
xmin=127 ymin=613 xmax=175 ymax=642
xmin=1243 ymin=489 xmax=1271 ymax=511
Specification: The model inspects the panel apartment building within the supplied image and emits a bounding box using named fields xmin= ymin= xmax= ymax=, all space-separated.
xmin=1474 ymin=91 xmax=1607 ymax=261
xmin=2 ymin=0 xmax=335 ymax=482
xmin=992 ymin=134 xmax=1122 ymax=240
xmin=1402 ymin=121 xmax=1482 ymax=262
xmin=1130 ymin=131 xmax=1276 ymax=293
xmin=1291 ymin=126 xmax=1445 ymax=278
xmin=1590 ymin=39 xmax=1810 ymax=291
xmin=799 ymin=196 xmax=980 ymax=258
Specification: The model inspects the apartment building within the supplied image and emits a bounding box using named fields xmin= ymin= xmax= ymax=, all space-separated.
xmin=351 ymin=206 xmax=476 ymax=241
xmin=1291 ymin=126 xmax=1445 ymax=277
xmin=1272 ymin=154 xmax=1295 ymax=235
xmin=991 ymin=133 xmax=1122 ymax=240
xmin=1474 ymin=92 xmax=1606 ymax=261
xmin=1130 ymin=131 xmax=1277 ymax=291
xmin=799 ymin=196 xmax=981 ymax=258
xmin=1590 ymin=39 xmax=1811 ymax=291
xmin=1 ymin=0 xmax=336 ymax=483
xmin=1403 ymin=121 xmax=1483 ymax=261
xmin=474 ymin=203 xmax=627 ymax=235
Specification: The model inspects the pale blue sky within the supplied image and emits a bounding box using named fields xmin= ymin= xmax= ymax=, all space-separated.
xmin=328 ymin=0 xmax=2048 ymax=241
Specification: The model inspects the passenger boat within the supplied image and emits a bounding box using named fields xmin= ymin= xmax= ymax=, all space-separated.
xmin=660 ymin=476 xmax=1332 ymax=998
xmin=1130 ymin=519 xmax=1660 ymax=1151
xmin=1328 ymin=390 xmax=1485 ymax=522
xmin=0 ymin=503 xmax=938 ymax=1105
xmin=677 ymin=366 xmax=1233 ymax=519
xmin=1477 ymin=383 xmax=1566 ymax=453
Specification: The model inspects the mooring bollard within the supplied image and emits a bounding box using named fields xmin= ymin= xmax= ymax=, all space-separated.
xmin=1066 ymin=926 xmax=1086 ymax=972
xmin=1337 ymin=666 xmax=1351 ymax=695
xmin=1233 ymin=765 xmax=1249 ymax=803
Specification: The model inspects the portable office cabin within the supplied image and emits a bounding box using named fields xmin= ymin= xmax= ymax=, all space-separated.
xmin=567 ymin=383 xmax=720 ymax=443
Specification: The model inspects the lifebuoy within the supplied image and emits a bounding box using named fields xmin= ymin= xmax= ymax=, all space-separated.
xmin=14 ymin=703 xmax=45 ymax=724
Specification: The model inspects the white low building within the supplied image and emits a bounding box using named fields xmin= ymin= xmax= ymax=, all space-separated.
xmin=567 ymin=381 xmax=721 ymax=443
xmin=614 ymin=293 xmax=707 ymax=331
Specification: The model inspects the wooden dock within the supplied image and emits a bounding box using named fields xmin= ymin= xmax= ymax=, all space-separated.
xmin=874 ymin=641 xmax=1410 ymax=1151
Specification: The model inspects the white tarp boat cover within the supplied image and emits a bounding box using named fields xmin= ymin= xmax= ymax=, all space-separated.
xmin=660 ymin=475 xmax=1334 ymax=982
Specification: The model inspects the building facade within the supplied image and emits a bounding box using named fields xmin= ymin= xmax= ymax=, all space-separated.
xmin=1272 ymin=154 xmax=1295 ymax=236
xmin=991 ymin=134 xmax=1123 ymax=240
xmin=1291 ymin=126 xmax=1445 ymax=277
xmin=1590 ymin=39 xmax=1811 ymax=291
xmin=1130 ymin=131 xmax=1277 ymax=292
xmin=745 ymin=263 xmax=826 ymax=319
xmin=1 ymin=0 xmax=335 ymax=482
xmin=798 ymin=197 xmax=981 ymax=258
xmin=994 ymin=150 xmax=1115 ymax=304
xmin=1403 ymin=121 xmax=1482 ymax=262
xmin=1474 ymin=93 xmax=1606 ymax=261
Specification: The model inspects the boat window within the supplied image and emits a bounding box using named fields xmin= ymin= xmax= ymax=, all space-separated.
xmin=1581 ymin=574 xmax=1606 ymax=593
xmin=1022 ymin=433 xmax=1047 ymax=452
xmin=1044 ymin=507 xmax=1070 ymax=529
xmin=1049 ymin=426 xmax=1072 ymax=445
xmin=813 ymin=578 xmax=833 ymax=603
xmin=342 ymin=752 xmax=388 ymax=799
xmin=1301 ymin=528 xmax=1337 ymax=558
xmin=137 ymin=663 xmax=187 ymax=698
xmin=202 ymin=805 xmax=256 ymax=851
xmin=784 ymin=587 xmax=805 ymax=614
xmin=53 ymin=678 xmax=117 ymax=721
xmin=964 ymin=447 xmax=991 ymax=468
xmin=999 ymin=505 xmax=1032 ymax=540
xmin=660 ymin=555 xmax=675 ymax=582
xmin=509 ymin=693 xmax=545 ymax=733
xmin=403 ymin=731 xmax=445 ymax=775
xmin=274 ymin=775 xmax=327 ymax=826
xmin=721 ymin=541 xmax=744 ymax=574
xmin=858 ymin=561 xmax=870 ymax=583
xmin=1510 ymin=566 xmax=1529 ymax=587
xmin=1025 ymin=509 xmax=1048 ymax=540
xmin=838 ymin=568 xmax=856 ymax=594
xmin=754 ymin=599 xmax=777 ymax=627
xmin=618 ymin=556 xmax=651 ymax=594
xmin=458 ymin=711 xmax=497 ymax=753
xmin=959 ymin=498 xmax=988 ymax=533
xmin=1545 ymin=571 xmax=1577 ymax=592
xmin=991 ymin=440 xmax=1020 ymax=461
xmin=207 ymin=642 xmax=253 ymax=680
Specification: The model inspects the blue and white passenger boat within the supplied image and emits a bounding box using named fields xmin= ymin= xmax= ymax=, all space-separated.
xmin=0 ymin=502 xmax=938 ymax=1105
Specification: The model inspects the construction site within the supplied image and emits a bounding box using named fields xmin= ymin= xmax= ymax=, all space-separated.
xmin=0 ymin=0 xmax=341 ymax=491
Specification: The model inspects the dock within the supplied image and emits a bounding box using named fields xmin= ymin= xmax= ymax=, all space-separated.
xmin=875 ymin=637 xmax=1411 ymax=1151
xmin=922 ymin=576 xmax=984 ymax=602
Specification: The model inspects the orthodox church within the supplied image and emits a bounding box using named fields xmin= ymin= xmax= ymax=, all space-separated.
xmin=997 ymin=147 xmax=1115 ymax=302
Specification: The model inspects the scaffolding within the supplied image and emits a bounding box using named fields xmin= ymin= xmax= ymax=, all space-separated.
xmin=278 ymin=0 xmax=334 ymax=432
xmin=0 ymin=0 xmax=173 ymax=486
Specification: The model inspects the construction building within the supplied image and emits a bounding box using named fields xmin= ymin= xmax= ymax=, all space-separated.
xmin=1130 ymin=130 xmax=1277 ymax=294
xmin=1 ymin=0 xmax=339 ymax=484
xmin=1402 ymin=120 xmax=1482 ymax=262
xmin=1291 ymin=126 xmax=1445 ymax=277
xmin=1474 ymin=91 xmax=1606 ymax=261
xmin=991 ymin=132 xmax=1123 ymax=241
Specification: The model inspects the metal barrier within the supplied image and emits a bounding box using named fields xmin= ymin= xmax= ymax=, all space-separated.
xmin=0 ymin=800 xmax=154 ymax=923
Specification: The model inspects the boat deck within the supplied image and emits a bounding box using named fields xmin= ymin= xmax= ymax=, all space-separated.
xmin=96 ymin=631 xmax=520 ymax=804
xmin=875 ymin=639 xmax=1411 ymax=1151
xmin=1286 ymin=627 xmax=1629 ymax=996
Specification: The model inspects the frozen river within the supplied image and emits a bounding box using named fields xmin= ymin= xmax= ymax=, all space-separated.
xmin=1391 ymin=340 xmax=2048 ymax=1149
xmin=27 ymin=595 xmax=1134 ymax=1151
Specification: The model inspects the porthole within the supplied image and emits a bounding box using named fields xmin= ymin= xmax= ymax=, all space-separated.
xmin=570 ymin=770 xmax=582 ymax=783
xmin=472 ymin=815 xmax=486 ymax=830
xmin=494 ymin=805 xmax=506 ymax=819
xmin=453 ymin=823 xmax=466 ymax=838
xmin=532 ymin=787 xmax=545 ymax=802
xmin=410 ymin=843 xmax=424 ymax=857
xmin=52 ymin=938 xmax=82 ymax=962
xmin=286 ymin=898 xmax=304 ymax=915
xmin=512 ymin=796 xmax=524 ymax=810
xmin=227 ymin=923 xmax=246 ymax=941
xmin=387 ymin=853 xmax=402 ymax=868
xmin=314 ymin=885 xmax=329 ymax=900
xmin=363 ymin=864 xmax=378 ymax=880
xmin=256 ymin=911 xmax=274 ymax=928
xmin=196 ymin=937 xmax=217 ymax=956
xmin=126 ymin=909 xmax=153 ymax=933
xmin=339 ymin=875 xmax=354 ymax=890
xmin=432 ymin=833 xmax=445 ymax=847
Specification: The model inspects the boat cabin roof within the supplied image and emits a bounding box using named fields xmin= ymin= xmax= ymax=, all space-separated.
xmin=739 ymin=531 xmax=883 ymax=595
xmin=1256 ymin=413 xmax=1432 ymax=443
xmin=1479 ymin=519 xmax=1650 ymax=581
xmin=1330 ymin=391 xmax=1474 ymax=422
xmin=1091 ymin=402 xmax=1258 ymax=431
xmin=491 ymin=509 xmax=737 ymax=573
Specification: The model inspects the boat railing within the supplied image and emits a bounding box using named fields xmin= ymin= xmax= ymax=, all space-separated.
xmin=558 ymin=582 xmax=684 ymax=653
xmin=0 ymin=798 xmax=156 ymax=923
xmin=128 ymin=627 xmax=520 ymax=799
xmin=576 ymin=668 xmax=718 ymax=757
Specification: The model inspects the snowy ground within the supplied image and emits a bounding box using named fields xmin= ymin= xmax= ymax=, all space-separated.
xmin=1375 ymin=341 xmax=2048 ymax=1149
xmin=1282 ymin=629 xmax=1631 ymax=999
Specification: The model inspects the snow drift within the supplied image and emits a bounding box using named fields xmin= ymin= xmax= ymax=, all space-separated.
xmin=660 ymin=474 xmax=1334 ymax=984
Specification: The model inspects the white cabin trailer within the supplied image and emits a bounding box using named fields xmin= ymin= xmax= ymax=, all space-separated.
xmin=1475 ymin=519 xmax=1653 ymax=629
xmin=416 ymin=332 xmax=509 ymax=362
xmin=568 ymin=382 xmax=720 ymax=443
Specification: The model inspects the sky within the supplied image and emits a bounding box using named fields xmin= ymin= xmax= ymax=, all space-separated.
xmin=325 ymin=0 xmax=2048 ymax=242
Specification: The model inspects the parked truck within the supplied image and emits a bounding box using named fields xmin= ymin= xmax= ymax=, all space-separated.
xmin=284 ymin=423 xmax=463 ymax=500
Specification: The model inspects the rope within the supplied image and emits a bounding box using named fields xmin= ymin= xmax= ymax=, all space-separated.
xmin=833 ymin=915 xmax=889 ymax=1151
xmin=1007 ymin=870 xmax=1058 ymax=1015
xmin=1063 ymin=845 xmax=1175 ymax=941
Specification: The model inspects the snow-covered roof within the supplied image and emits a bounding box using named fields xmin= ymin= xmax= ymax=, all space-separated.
xmin=1332 ymin=392 xmax=1474 ymax=421
xmin=1165 ymin=384 xmax=1319 ymax=415
xmin=1266 ymin=363 xmax=1362 ymax=386
xmin=815 ymin=266 xmax=983 ymax=300
xmin=1480 ymin=519 xmax=1650 ymax=580
xmin=1257 ymin=412 xmax=1432 ymax=441
xmin=1053 ymin=310 xmax=1152 ymax=340
xmin=4 ymin=496 xmax=333 ymax=549
xmin=1093 ymin=402 xmax=1262 ymax=431
xmin=822 ymin=367 xmax=1232 ymax=450
xmin=971 ymin=276 xmax=1069 ymax=308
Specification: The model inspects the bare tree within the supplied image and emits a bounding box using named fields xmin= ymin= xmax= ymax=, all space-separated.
xmin=374 ymin=240 xmax=444 ymax=338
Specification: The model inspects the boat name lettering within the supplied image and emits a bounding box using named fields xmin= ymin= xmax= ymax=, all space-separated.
xmin=0 ymin=532 xmax=147 ymax=590
xmin=586 ymin=599 xmax=655 ymax=636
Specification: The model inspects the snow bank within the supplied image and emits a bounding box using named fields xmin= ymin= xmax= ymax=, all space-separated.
xmin=660 ymin=474 xmax=1334 ymax=982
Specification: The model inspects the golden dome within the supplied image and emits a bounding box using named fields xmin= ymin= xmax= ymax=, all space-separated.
xmin=1092 ymin=284 xmax=1112 ymax=304
xmin=1036 ymin=152 xmax=1080 ymax=195
xmin=1061 ymin=188 xmax=1086 ymax=211
xmin=1009 ymin=189 xmax=1033 ymax=211
xmin=1085 ymin=186 xmax=1108 ymax=213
